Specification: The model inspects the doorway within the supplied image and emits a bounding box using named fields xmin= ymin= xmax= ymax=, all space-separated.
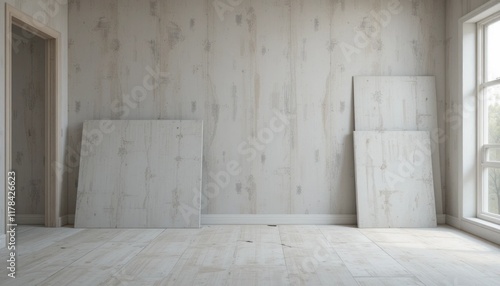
xmin=11 ymin=25 xmax=46 ymax=224
xmin=5 ymin=4 xmax=61 ymax=227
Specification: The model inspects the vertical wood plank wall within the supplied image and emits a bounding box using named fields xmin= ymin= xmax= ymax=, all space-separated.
xmin=67 ymin=0 xmax=446 ymax=218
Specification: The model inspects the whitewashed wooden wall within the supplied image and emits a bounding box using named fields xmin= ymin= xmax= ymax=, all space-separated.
xmin=11 ymin=26 xmax=46 ymax=217
xmin=68 ymin=0 xmax=446 ymax=217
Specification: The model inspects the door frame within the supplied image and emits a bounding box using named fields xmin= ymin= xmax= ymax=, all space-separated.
xmin=5 ymin=4 xmax=61 ymax=227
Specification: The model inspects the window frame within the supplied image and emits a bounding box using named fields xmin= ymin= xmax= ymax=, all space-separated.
xmin=477 ymin=12 xmax=500 ymax=225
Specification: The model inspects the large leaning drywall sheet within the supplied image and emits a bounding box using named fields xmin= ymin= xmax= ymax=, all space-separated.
xmin=354 ymin=76 xmax=444 ymax=215
xmin=75 ymin=120 xmax=203 ymax=228
xmin=354 ymin=131 xmax=437 ymax=228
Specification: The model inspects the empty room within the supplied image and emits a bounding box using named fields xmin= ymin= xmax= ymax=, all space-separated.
xmin=1 ymin=0 xmax=500 ymax=285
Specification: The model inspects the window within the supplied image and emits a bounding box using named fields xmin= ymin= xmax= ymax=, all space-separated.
xmin=478 ymin=12 xmax=500 ymax=224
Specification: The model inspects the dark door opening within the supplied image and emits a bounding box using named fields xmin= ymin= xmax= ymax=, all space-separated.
xmin=11 ymin=25 xmax=46 ymax=225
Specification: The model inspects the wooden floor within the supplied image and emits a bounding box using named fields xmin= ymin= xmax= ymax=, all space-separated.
xmin=0 ymin=225 xmax=499 ymax=285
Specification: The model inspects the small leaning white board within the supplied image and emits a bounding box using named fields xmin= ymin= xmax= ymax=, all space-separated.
xmin=353 ymin=76 xmax=443 ymax=215
xmin=75 ymin=120 xmax=203 ymax=228
xmin=353 ymin=131 xmax=437 ymax=228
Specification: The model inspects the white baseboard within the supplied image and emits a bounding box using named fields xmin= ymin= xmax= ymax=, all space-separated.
xmin=437 ymin=214 xmax=446 ymax=224
xmin=445 ymin=215 xmax=461 ymax=228
xmin=445 ymin=215 xmax=500 ymax=245
xmin=67 ymin=213 xmax=355 ymax=225
xmin=65 ymin=213 xmax=445 ymax=226
xmin=58 ymin=215 xmax=69 ymax=227
xmin=67 ymin=215 xmax=75 ymax=225
xmin=201 ymin=214 xmax=357 ymax=225
xmin=16 ymin=214 xmax=44 ymax=225
xmin=0 ymin=234 xmax=5 ymax=249
xmin=459 ymin=218 xmax=500 ymax=245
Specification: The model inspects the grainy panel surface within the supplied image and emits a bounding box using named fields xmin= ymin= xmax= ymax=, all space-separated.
xmin=353 ymin=131 xmax=437 ymax=228
xmin=354 ymin=76 xmax=443 ymax=215
xmin=67 ymin=0 xmax=446 ymax=218
xmin=75 ymin=120 xmax=203 ymax=228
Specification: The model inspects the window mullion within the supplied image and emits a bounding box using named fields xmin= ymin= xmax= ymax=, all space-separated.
xmin=481 ymin=79 xmax=500 ymax=89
